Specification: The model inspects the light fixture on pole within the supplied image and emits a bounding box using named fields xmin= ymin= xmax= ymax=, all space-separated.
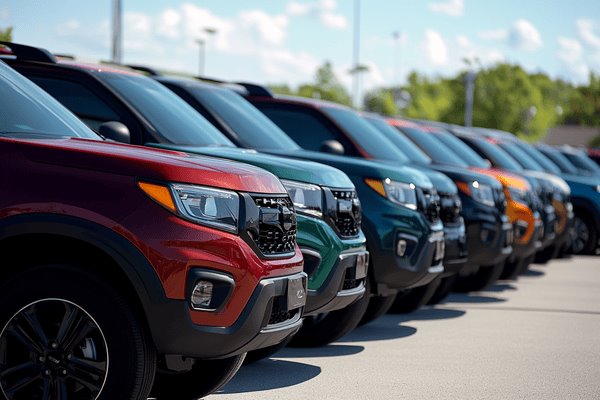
xmin=198 ymin=27 xmax=217 ymax=76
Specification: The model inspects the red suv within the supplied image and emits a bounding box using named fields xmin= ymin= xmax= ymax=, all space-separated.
xmin=0 ymin=59 xmax=306 ymax=400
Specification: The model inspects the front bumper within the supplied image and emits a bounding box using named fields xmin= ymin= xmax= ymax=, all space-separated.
xmin=441 ymin=218 xmax=468 ymax=276
xmin=295 ymin=215 xmax=368 ymax=316
xmin=462 ymin=210 xmax=513 ymax=275
xmin=148 ymin=271 xmax=307 ymax=359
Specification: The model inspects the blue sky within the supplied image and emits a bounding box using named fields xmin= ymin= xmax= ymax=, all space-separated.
xmin=2 ymin=0 xmax=600 ymax=94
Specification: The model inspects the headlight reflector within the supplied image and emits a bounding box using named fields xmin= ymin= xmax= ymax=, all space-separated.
xmin=457 ymin=181 xmax=495 ymax=207
xmin=282 ymin=180 xmax=323 ymax=217
xmin=365 ymin=178 xmax=418 ymax=210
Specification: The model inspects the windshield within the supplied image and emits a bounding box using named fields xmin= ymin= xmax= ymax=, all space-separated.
xmin=0 ymin=61 xmax=98 ymax=139
xmin=498 ymin=141 xmax=543 ymax=171
xmin=399 ymin=127 xmax=469 ymax=167
xmin=520 ymin=145 xmax=562 ymax=174
xmin=321 ymin=107 xmax=410 ymax=163
xmin=466 ymin=137 xmax=524 ymax=172
xmin=561 ymin=149 xmax=600 ymax=174
xmin=433 ymin=130 xmax=489 ymax=168
xmin=102 ymin=73 xmax=234 ymax=147
xmin=537 ymin=146 xmax=579 ymax=174
xmin=185 ymin=83 xmax=300 ymax=151
xmin=363 ymin=117 xmax=432 ymax=165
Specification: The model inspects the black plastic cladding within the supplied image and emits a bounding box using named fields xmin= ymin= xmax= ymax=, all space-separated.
xmin=418 ymin=188 xmax=441 ymax=223
xmin=439 ymin=193 xmax=462 ymax=224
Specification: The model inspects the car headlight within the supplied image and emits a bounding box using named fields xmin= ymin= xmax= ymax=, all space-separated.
xmin=457 ymin=181 xmax=495 ymax=207
xmin=138 ymin=181 xmax=239 ymax=233
xmin=365 ymin=178 xmax=418 ymax=210
xmin=282 ymin=179 xmax=323 ymax=218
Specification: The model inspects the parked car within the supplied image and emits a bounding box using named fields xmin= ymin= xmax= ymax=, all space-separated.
xmin=0 ymin=42 xmax=370 ymax=351
xmin=0 ymin=58 xmax=307 ymax=400
xmin=533 ymin=143 xmax=600 ymax=254
xmin=555 ymin=145 xmax=600 ymax=178
xmin=155 ymin=78 xmax=446 ymax=323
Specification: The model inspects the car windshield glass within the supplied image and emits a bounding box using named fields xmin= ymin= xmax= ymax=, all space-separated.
xmin=498 ymin=141 xmax=543 ymax=171
xmin=321 ymin=107 xmax=410 ymax=163
xmin=399 ymin=127 xmax=469 ymax=167
xmin=0 ymin=61 xmax=98 ymax=139
xmin=562 ymin=149 xmax=600 ymax=173
xmin=363 ymin=117 xmax=431 ymax=164
xmin=469 ymin=138 xmax=524 ymax=172
xmin=538 ymin=147 xmax=579 ymax=174
xmin=520 ymin=145 xmax=562 ymax=174
xmin=433 ymin=130 xmax=489 ymax=168
xmin=102 ymin=73 xmax=234 ymax=146
xmin=186 ymin=84 xmax=301 ymax=150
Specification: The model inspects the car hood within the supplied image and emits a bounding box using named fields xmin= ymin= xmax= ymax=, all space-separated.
xmin=14 ymin=137 xmax=287 ymax=194
xmin=426 ymin=163 xmax=501 ymax=192
xmin=147 ymin=144 xmax=355 ymax=189
xmin=266 ymin=149 xmax=434 ymax=190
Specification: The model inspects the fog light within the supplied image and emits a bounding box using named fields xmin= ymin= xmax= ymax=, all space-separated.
xmin=514 ymin=220 xmax=528 ymax=239
xmin=191 ymin=281 xmax=214 ymax=309
xmin=397 ymin=240 xmax=408 ymax=257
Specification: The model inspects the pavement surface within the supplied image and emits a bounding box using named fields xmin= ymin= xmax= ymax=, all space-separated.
xmin=210 ymin=256 xmax=600 ymax=400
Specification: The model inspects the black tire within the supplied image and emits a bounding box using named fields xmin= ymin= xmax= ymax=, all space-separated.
xmin=0 ymin=265 xmax=156 ymax=400
xmin=288 ymin=283 xmax=371 ymax=347
xmin=533 ymin=245 xmax=555 ymax=264
xmin=453 ymin=262 xmax=504 ymax=292
xmin=388 ymin=278 xmax=441 ymax=313
xmin=516 ymin=254 xmax=535 ymax=276
xmin=500 ymin=258 xmax=522 ymax=280
xmin=150 ymin=353 xmax=245 ymax=399
xmin=571 ymin=214 xmax=598 ymax=255
xmin=358 ymin=278 xmax=396 ymax=326
xmin=427 ymin=275 xmax=457 ymax=305
xmin=243 ymin=337 xmax=293 ymax=364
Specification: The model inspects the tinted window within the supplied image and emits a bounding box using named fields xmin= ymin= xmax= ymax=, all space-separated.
xmin=363 ymin=116 xmax=430 ymax=164
xmin=400 ymin=127 xmax=469 ymax=167
xmin=536 ymin=147 xmax=579 ymax=174
xmin=561 ymin=150 xmax=600 ymax=173
xmin=433 ymin=131 xmax=489 ymax=168
xmin=257 ymin=106 xmax=341 ymax=152
xmin=0 ymin=61 xmax=98 ymax=139
xmin=101 ymin=73 xmax=234 ymax=147
xmin=185 ymin=84 xmax=300 ymax=151
xmin=321 ymin=107 xmax=409 ymax=163
xmin=463 ymin=137 xmax=524 ymax=172
xmin=29 ymin=76 xmax=120 ymax=131
xmin=520 ymin=145 xmax=562 ymax=174
xmin=499 ymin=141 xmax=543 ymax=171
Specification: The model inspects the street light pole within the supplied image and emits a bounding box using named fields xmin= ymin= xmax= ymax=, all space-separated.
xmin=392 ymin=31 xmax=401 ymax=87
xmin=352 ymin=0 xmax=360 ymax=108
xmin=200 ymin=27 xmax=217 ymax=76
xmin=464 ymin=70 xmax=476 ymax=127
xmin=111 ymin=0 xmax=122 ymax=63
xmin=196 ymin=39 xmax=205 ymax=76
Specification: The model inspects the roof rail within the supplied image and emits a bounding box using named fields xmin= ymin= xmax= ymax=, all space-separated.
xmin=234 ymin=82 xmax=273 ymax=97
xmin=127 ymin=64 xmax=162 ymax=76
xmin=0 ymin=41 xmax=57 ymax=63
xmin=195 ymin=75 xmax=228 ymax=84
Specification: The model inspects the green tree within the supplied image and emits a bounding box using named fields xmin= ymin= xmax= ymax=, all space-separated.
xmin=297 ymin=62 xmax=352 ymax=106
xmin=268 ymin=84 xmax=294 ymax=96
xmin=562 ymin=72 xmax=600 ymax=127
xmin=363 ymin=88 xmax=398 ymax=116
xmin=0 ymin=26 xmax=13 ymax=41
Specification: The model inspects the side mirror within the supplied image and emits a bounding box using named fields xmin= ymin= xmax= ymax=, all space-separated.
xmin=320 ymin=140 xmax=345 ymax=155
xmin=99 ymin=121 xmax=130 ymax=143
xmin=483 ymin=159 xmax=492 ymax=168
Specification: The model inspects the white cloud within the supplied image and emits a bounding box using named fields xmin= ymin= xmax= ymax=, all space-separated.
xmin=557 ymin=37 xmax=589 ymax=81
xmin=576 ymin=19 xmax=600 ymax=49
xmin=429 ymin=0 xmax=464 ymax=17
xmin=156 ymin=9 xmax=181 ymax=39
xmin=456 ymin=35 xmax=471 ymax=48
xmin=479 ymin=29 xmax=508 ymax=41
xmin=56 ymin=20 xmax=81 ymax=36
xmin=286 ymin=0 xmax=347 ymax=29
xmin=508 ymin=19 xmax=542 ymax=51
xmin=423 ymin=29 xmax=448 ymax=65
xmin=238 ymin=10 xmax=288 ymax=46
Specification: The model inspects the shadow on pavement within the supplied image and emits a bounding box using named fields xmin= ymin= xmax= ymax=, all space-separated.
xmin=391 ymin=307 xmax=466 ymax=322
xmin=445 ymin=293 xmax=507 ymax=304
xmin=218 ymin=359 xmax=321 ymax=394
xmin=337 ymin=315 xmax=417 ymax=343
xmin=485 ymin=283 xmax=518 ymax=292
xmin=277 ymin=344 xmax=365 ymax=358
xmin=522 ymin=268 xmax=545 ymax=277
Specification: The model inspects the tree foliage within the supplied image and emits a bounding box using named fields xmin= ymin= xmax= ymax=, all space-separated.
xmin=0 ymin=26 xmax=13 ymax=41
xmin=363 ymin=88 xmax=397 ymax=116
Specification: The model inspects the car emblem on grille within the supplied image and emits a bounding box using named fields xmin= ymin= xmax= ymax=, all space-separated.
xmin=279 ymin=205 xmax=294 ymax=231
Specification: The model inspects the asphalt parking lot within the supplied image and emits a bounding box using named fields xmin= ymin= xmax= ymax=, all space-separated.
xmin=211 ymin=256 xmax=600 ymax=400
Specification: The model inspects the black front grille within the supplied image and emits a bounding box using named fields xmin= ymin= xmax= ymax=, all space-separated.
xmin=330 ymin=190 xmax=361 ymax=238
xmin=418 ymin=188 xmax=440 ymax=223
xmin=439 ymin=193 xmax=462 ymax=224
xmin=494 ymin=187 xmax=507 ymax=214
xmin=251 ymin=196 xmax=297 ymax=255
xmin=268 ymin=295 xmax=300 ymax=325
xmin=341 ymin=268 xmax=362 ymax=290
